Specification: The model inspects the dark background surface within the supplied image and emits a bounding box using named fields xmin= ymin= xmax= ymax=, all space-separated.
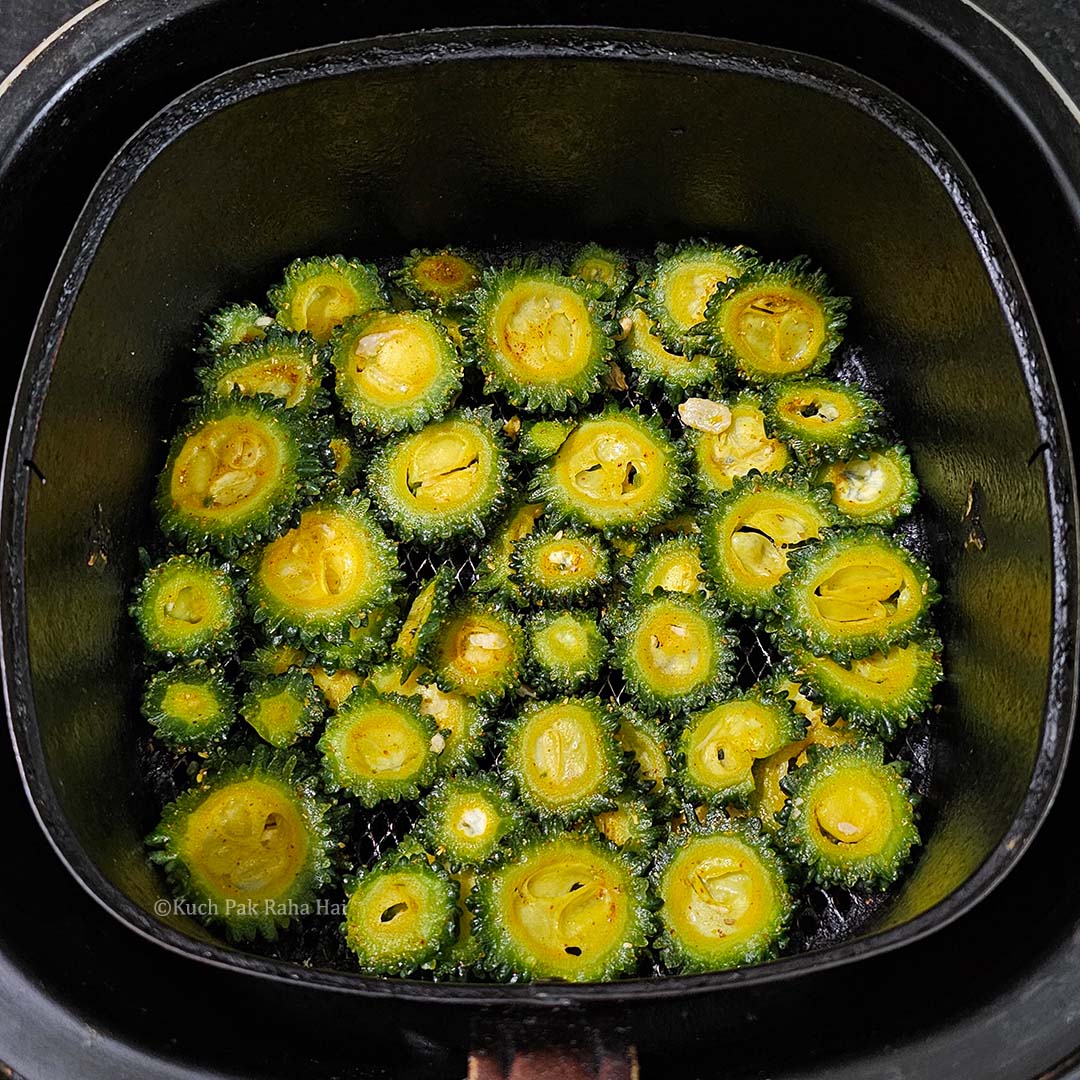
xmin=1 ymin=3 xmax=1079 ymax=1080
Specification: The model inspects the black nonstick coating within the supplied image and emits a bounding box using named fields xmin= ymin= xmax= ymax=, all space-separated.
xmin=1 ymin=26 xmax=1075 ymax=1011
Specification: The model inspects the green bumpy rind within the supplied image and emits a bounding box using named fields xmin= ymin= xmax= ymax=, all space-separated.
xmin=305 ymin=601 xmax=403 ymax=673
xmin=416 ymin=772 xmax=522 ymax=869
xmin=154 ymin=396 xmax=323 ymax=557
xmin=568 ymin=243 xmax=632 ymax=301
xmin=652 ymin=819 xmax=793 ymax=973
xmin=343 ymin=853 xmax=458 ymax=975
xmin=141 ymin=663 xmax=236 ymax=750
xmin=329 ymin=309 xmax=464 ymax=435
xmin=593 ymin=792 xmax=661 ymax=859
xmin=473 ymin=501 xmax=546 ymax=604
xmin=623 ymin=535 xmax=707 ymax=603
xmin=700 ymin=472 xmax=836 ymax=616
xmin=323 ymin=423 xmax=364 ymax=495
xmin=698 ymin=257 xmax=849 ymax=384
xmin=240 ymin=670 xmax=324 ymax=748
xmin=464 ymin=264 xmax=614 ymax=413
xmin=764 ymin=378 xmax=881 ymax=464
xmin=246 ymin=494 xmax=401 ymax=646
xmin=318 ymin=687 xmax=439 ymax=807
xmin=200 ymin=302 xmax=272 ymax=355
xmin=618 ymin=303 xmax=723 ymax=401
xmin=132 ymin=553 xmax=242 ymax=661
xmin=517 ymin=419 xmax=574 ymax=463
xmin=393 ymin=247 xmax=483 ymax=310
xmin=146 ymin=749 xmax=335 ymax=942
xmin=268 ymin=255 xmax=386 ymax=342
xmin=641 ymin=239 xmax=757 ymax=355
xmin=499 ymin=696 xmax=624 ymax=822
xmin=814 ymin=444 xmax=919 ymax=525
xmin=366 ymin=408 xmax=511 ymax=545
xmin=526 ymin=609 xmax=608 ymax=694
xmin=509 ymin=527 xmax=613 ymax=605
xmin=674 ymin=687 xmax=806 ymax=805
xmin=783 ymin=636 xmax=943 ymax=738
xmin=610 ymin=592 xmax=736 ymax=716
xmin=197 ymin=328 xmax=327 ymax=412
xmin=529 ymin=405 xmax=690 ymax=537
xmin=423 ymin=597 xmax=526 ymax=705
xmin=778 ymin=740 xmax=920 ymax=888
xmin=777 ymin=527 xmax=940 ymax=660
xmin=472 ymin=830 xmax=653 ymax=982
xmin=614 ymin=707 xmax=675 ymax=802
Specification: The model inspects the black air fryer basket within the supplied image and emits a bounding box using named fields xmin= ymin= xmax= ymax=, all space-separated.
xmin=1 ymin=13 xmax=1077 ymax=1075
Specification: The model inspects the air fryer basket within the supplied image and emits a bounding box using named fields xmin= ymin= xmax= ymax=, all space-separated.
xmin=2 ymin=28 xmax=1074 ymax=1007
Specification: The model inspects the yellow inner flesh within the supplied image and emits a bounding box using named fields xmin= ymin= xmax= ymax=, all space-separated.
xmin=631 ymin=603 xmax=714 ymax=693
xmin=778 ymin=387 xmax=856 ymax=430
xmin=595 ymin=805 xmax=637 ymax=848
xmin=261 ymin=644 xmax=307 ymax=676
xmin=258 ymin=508 xmax=381 ymax=615
xmin=415 ymin=253 xmax=479 ymax=298
xmin=347 ymin=313 xmax=442 ymax=406
xmin=541 ymin=615 xmax=590 ymax=663
xmin=161 ymin=682 xmax=219 ymax=726
xmin=642 ymin=550 xmax=704 ymax=595
xmin=698 ymin=402 xmax=789 ymax=491
xmin=252 ymin=692 xmax=303 ymax=741
xmin=723 ymin=284 xmax=826 ymax=375
xmin=664 ymin=257 xmax=741 ymax=329
xmin=341 ymin=704 xmax=426 ymax=781
xmin=348 ymin=871 xmax=434 ymax=953
xmin=723 ymin=492 xmax=827 ymax=588
xmin=180 ymin=778 xmax=308 ymax=902
xmin=665 ymin=836 xmax=776 ymax=950
xmin=329 ymin=437 xmax=353 ymax=478
xmin=309 ymin=667 xmax=361 ymax=710
xmin=814 ymin=644 xmax=923 ymax=703
xmin=688 ymin=700 xmax=777 ymax=788
xmin=534 ymin=537 xmax=599 ymax=585
xmin=503 ymin=846 xmax=630 ymax=973
xmin=616 ymin=720 xmax=668 ymax=788
xmin=809 ymin=549 xmax=919 ymax=630
xmin=439 ymin=613 xmax=516 ymax=692
xmin=289 ymin=275 xmax=362 ymax=343
xmin=822 ymin=453 xmax=901 ymax=515
xmin=628 ymin=308 xmax=698 ymax=368
xmin=490 ymin=280 xmax=595 ymax=384
xmin=400 ymin=422 xmax=488 ymax=513
xmin=158 ymin=577 xmax=214 ymax=634
xmin=217 ymin=357 xmax=309 ymax=408
xmin=170 ymin=416 xmax=283 ymax=523
xmin=518 ymin=703 xmax=605 ymax=806
xmin=809 ymin=769 xmax=894 ymax=855
xmin=554 ymin=418 xmax=666 ymax=515
xmin=575 ymin=257 xmax=617 ymax=288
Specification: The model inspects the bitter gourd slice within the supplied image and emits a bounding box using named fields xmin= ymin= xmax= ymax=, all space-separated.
xmin=614 ymin=709 xmax=673 ymax=799
xmin=201 ymin=302 xmax=273 ymax=355
xmin=240 ymin=670 xmax=323 ymax=748
xmin=268 ymin=255 xmax=385 ymax=343
xmin=594 ymin=793 xmax=659 ymax=857
xmin=426 ymin=598 xmax=524 ymax=704
xmin=778 ymin=528 xmax=939 ymax=659
xmin=653 ymin=820 xmax=791 ymax=972
xmin=247 ymin=495 xmax=400 ymax=645
xmin=500 ymin=696 xmax=622 ymax=822
xmin=417 ymin=773 xmax=521 ymax=868
xmin=142 ymin=663 xmax=235 ymax=750
xmin=319 ymin=687 xmax=438 ymax=807
xmin=198 ymin=329 xmax=326 ymax=412
xmin=815 ymin=445 xmax=918 ymax=525
xmin=526 ymin=609 xmax=607 ymax=693
xmin=465 ymin=265 xmax=613 ymax=412
xmin=473 ymin=831 xmax=652 ymax=982
xmin=393 ymin=566 xmax=455 ymax=665
xmin=510 ymin=527 xmax=612 ymax=604
xmin=395 ymin=247 xmax=482 ymax=310
xmin=778 ymin=740 xmax=919 ymax=887
xmin=517 ymin=419 xmax=574 ymax=463
xmin=474 ymin=501 xmax=545 ymax=602
xmin=531 ymin=406 xmax=688 ymax=536
xmin=765 ymin=378 xmax=880 ymax=463
xmin=305 ymin=601 xmax=402 ymax=672
xmin=147 ymin=750 xmax=334 ymax=942
xmin=568 ymin=243 xmax=631 ymax=300
xmin=618 ymin=306 xmax=722 ymax=399
xmin=623 ymin=536 xmax=706 ymax=602
xmin=330 ymin=309 xmax=464 ymax=435
xmin=132 ymin=554 xmax=241 ymax=661
xmin=343 ymin=854 xmax=457 ymax=975
xmin=699 ymin=257 xmax=848 ymax=382
xmin=367 ymin=410 xmax=509 ymax=544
